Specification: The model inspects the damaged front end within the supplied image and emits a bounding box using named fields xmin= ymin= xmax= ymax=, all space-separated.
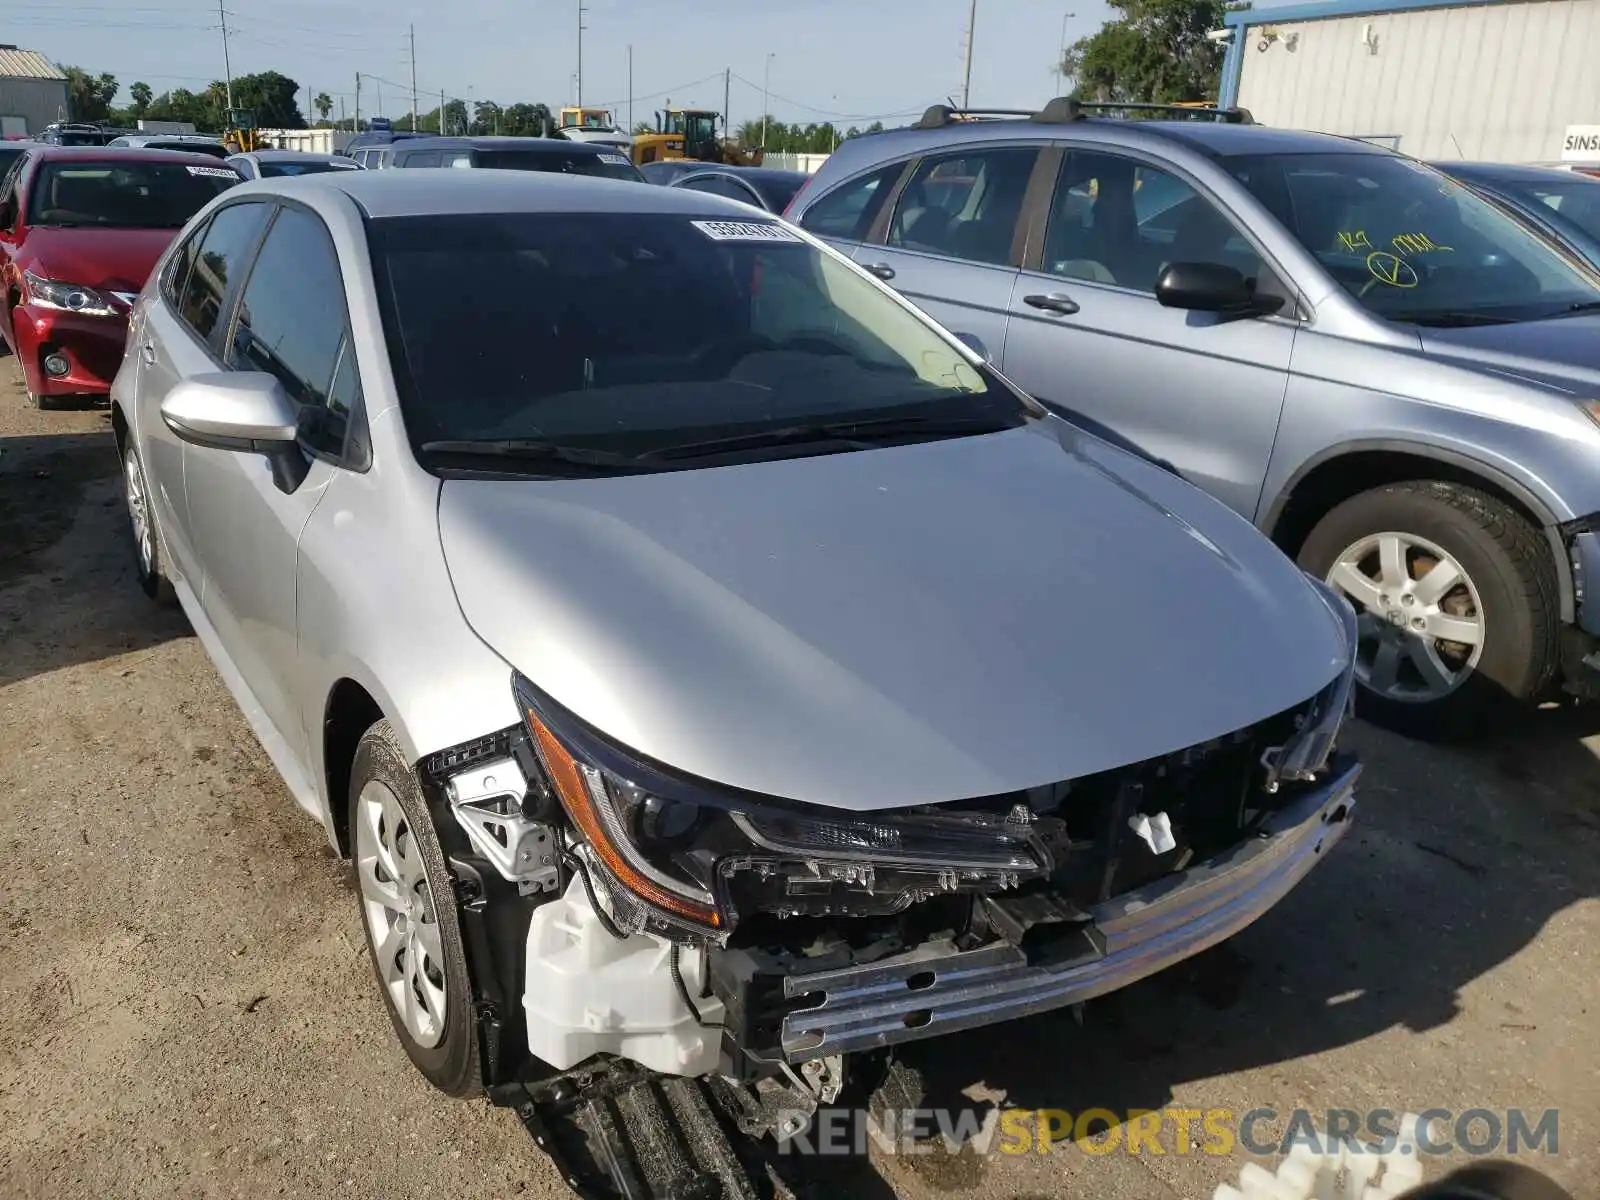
xmin=417 ymin=598 xmax=1358 ymax=1196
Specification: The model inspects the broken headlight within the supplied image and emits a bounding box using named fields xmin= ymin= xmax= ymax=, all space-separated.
xmin=512 ymin=673 xmax=1051 ymax=943
xmin=1260 ymin=575 xmax=1358 ymax=792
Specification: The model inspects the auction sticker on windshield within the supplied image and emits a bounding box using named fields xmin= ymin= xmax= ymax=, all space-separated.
xmin=599 ymin=153 xmax=631 ymax=166
xmin=691 ymin=219 xmax=801 ymax=243
xmin=186 ymin=165 xmax=239 ymax=178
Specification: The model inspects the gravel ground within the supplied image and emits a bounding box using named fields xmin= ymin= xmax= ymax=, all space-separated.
xmin=1 ymin=357 xmax=1595 ymax=1200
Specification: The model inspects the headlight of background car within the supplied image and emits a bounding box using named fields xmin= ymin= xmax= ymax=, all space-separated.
xmin=513 ymin=674 xmax=1051 ymax=943
xmin=22 ymin=269 xmax=119 ymax=318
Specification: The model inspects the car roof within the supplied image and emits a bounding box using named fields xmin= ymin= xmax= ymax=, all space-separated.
xmin=823 ymin=113 xmax=1392 ymax=171
xmin=1437 ymin=160 xmax=1600 ymax=184
xmin=27 ymin=144 xmax=241 ymax=167
xmin=236 ymin=149 xmax=352 ymax=163
xmin=676 ymin=165 xmax=807 ymax=184
xmin=280 ymin=167 xmax=777 ymax=218
xmin=395 ymin=136 xmax=609 ymax=155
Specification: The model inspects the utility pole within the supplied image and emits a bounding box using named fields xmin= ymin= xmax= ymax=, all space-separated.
xmin=576 ymin=2 xmax=586 ymax=108
xmin=960 ymin=0 xmax=977 ymax=108
xmin=406 ymin=25 xmax=419 ymax=132
xmin=723 ymin=67 xmax=730 ymax=133
xmin=217 ymin=0 xmax=234 ymax=112
xmin=354 ymin=72 xmax=361 ymax=131
xmin=761 ymin=53 xmax=774 ymax=149
xmin=339 ymin=96 xmax=346 ymax=133
xmin=441 ymin=88 xmax=446 ymax=134
xmin=627 ymin=45 xmax=634 ymax=130
xmin=1054 ymin=11 xmax=1077 ymax=95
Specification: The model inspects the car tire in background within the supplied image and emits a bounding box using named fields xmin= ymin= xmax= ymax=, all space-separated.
xmin=122 ymin=441 xmax=174 ymax=604
xmin=1297 ymin=480 xmax=1559 ymax=740
xmin=349 ymin=719 xmax=480 ymax=1096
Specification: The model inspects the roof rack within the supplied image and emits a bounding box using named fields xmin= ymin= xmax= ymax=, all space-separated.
xmin=1033 ymin=97 xmax=1255 ymax=124
xmin=913 ymin=98 xmax=1256 ymax=131
xmin=914 ymin=105 xmax=1038 ymax=129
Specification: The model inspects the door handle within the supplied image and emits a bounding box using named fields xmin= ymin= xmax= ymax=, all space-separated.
xmin=1023 ymin=292 xmax=1080 ymax=315
xmin=862 ymin=262 xmax=896 ymax=281
xmin=140 ymin=342 xmax=156 ymax=365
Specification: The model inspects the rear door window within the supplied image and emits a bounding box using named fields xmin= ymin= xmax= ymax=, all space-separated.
xmin=401 ymin=150 xmax=443 ymax=168
xmin=886 ymin=146 xmax=1038 ymax=267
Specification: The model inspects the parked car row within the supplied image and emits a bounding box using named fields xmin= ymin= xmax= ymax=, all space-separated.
xmin=14 ymin=98 xmax=1600 ymax=1195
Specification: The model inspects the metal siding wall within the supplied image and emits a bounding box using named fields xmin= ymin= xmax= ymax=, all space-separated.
xmin=1237 ymin=0 xmax=1600 ymax=161
xmin=0 ymin=78 xmax=69 ymax=133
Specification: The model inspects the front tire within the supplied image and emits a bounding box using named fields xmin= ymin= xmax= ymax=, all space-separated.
xmin=1297 ymin=481 xmax=1559 ymax=739
xmin=349 ymin=719 xmax=480 ymax=1096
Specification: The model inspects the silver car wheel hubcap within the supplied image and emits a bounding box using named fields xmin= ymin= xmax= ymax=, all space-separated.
xmin=355 ymin=780 xmax=448 ymax=1048
xmin=1326 ymin=531 xmax=1486 ymax=704
xmin=124 ymin=449 xmax=153 ymax=574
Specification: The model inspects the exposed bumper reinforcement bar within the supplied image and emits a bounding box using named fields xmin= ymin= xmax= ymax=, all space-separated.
xmin=777 ymin=759 xmax=1360 ymax=1061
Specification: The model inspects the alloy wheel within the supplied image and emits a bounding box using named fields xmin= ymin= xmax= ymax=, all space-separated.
xmin=354 ymin=780 xmax=448 ymax=1048
xmin=1325 ymin=531 xmax=1486 ymax=704
xmin=124 ymin=447 xmax=153 ymax=575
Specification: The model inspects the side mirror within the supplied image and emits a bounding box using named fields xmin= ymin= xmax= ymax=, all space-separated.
xmin=1155 ymin=262 xmax=1284 ymax=317
xmin=953 ymin=331 xmax=992 ymax=362
xmin=160 ymin=372 xmax=310 ymax=492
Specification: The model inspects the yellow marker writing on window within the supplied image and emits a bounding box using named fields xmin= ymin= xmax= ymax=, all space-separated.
xmin=1392 ymin=232 xmax=1453 ymax=255
xmin=1338 ymin=230 xmax=1373 ymax=251
xmin=1366 ymin=251 xmax=1420 ymax=288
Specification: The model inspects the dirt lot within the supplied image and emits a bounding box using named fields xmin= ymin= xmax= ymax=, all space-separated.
xmin=1 ymin=356 xmax=1596 ymax=1200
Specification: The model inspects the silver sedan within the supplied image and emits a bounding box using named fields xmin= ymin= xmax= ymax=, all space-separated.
xmin=225 ymin=149 xmax=360 ymax=179
xmin=111 ymin=169 xmax=1359 ymax=1154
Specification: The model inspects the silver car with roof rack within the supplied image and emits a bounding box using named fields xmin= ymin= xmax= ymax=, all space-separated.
xmin=788 ymin=96 xmax=1600 ymax=739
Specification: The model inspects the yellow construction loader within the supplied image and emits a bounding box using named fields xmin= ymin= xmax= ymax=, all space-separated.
xmin=630 ymin=108 xmax=763 ymax=167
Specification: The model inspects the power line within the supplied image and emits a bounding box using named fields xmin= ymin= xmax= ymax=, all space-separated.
xmin=727 ymin=73 xmax=923 ymax=122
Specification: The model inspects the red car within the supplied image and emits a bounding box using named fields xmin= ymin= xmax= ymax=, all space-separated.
xmin=0 ymin=145 xmax=240 ymax=408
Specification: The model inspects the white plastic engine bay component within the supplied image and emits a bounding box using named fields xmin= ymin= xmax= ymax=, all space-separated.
xmin=523 ymin=875 xmax=725 ymax=1077
xmin=1211 ymin=1112 xmax=1427 ymax=1199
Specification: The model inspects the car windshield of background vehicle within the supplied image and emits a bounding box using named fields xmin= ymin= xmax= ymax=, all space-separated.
xmin=1510 ymin=177 xmax=1600 ymax=245
xmin=1229 ymin=152 xmax=1600 ymax=325
xmin=258 ymin=161 xmax=355 ymax=177
xmin=473 ymin=150 xmax=642 ymax=181
xmin=26 ymin=161 xmax=238 ymax=229
xmin=370 ymin=212 xmax=1022 ymax=471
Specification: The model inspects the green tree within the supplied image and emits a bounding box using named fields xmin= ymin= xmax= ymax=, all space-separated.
xmin=1062 ymin=0 xmax=1225 ymax=103
xmin=129 ymin=81 xmax=153 ymax=118
xmin=442 ymin=98 xmax=468 ymax=136
xmin=229 ymin=70 xmax=306 ymax=128
xmin=315 ymin=91 xmax=333 ymax=123
xmin=62 ymin=66 xmax=119 ymax=122
xmin=472 ymin=100 xmax=504 ymax=134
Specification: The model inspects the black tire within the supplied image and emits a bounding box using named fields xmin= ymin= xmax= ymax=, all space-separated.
xmin=120 ymin=439 xmax=174 ymax=604
xmin=348 ymin=719 xmax=480 ymax=1097
xmin=1297 ymin=481 xmax=1559 ymax=740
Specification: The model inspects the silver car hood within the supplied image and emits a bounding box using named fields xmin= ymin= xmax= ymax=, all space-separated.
xmin=439 ymin=422 xmax=1350 ymax=810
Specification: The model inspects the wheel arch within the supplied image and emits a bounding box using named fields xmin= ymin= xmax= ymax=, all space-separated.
xmin=1263 ymin=439 xmax=1575 ymax=625
xmin=323 ymin=677 xmax=387 ymax=858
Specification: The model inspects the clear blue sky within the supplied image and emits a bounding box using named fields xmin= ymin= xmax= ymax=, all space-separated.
xmin=13 ymin=0 xmax=1112 ymax=126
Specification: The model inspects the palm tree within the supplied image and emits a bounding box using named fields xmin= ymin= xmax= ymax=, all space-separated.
xmin=315 ymin=92 xmax=333 ymax=123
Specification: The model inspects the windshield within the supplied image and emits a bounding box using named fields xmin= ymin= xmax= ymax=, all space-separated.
xmin=1230 ymin=152 xmax=1600 ymax=324
xmin=1498 ymin=175 xmax=1600 ymax=246
xmin=370 ymin=212 xmax=1019 ymax=469
xmin=258 ymin=160 xmax=355 ymax=177
xmin=147 ymin=140 xmax=228 ymax=158
xmin=27 ymin=160 xmax=239 ymax=228
xmin=474 ymin=149 xmax=642 ymax=181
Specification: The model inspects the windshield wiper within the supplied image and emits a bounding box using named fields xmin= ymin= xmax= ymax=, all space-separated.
xmin=418 ymin=438 xmax=640 ymax=471
xmin=1404 ymin=311 xmax=1518 ymax=327
xmin=638 ymin=414 xmax=1016 ymax=462
xmin=1558 ymin=300 xmax=1600 ymax=316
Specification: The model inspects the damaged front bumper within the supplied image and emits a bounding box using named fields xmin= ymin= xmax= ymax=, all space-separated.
xmin=713 ymin=756 xmax=1359 ymax=1064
